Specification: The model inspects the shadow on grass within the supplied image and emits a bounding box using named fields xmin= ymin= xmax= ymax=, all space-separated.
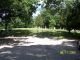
xmin=0 ymin=30 xmax=33 ymax=37
xmin=35 ymin=31 xmax=80 ymax=40
xmin=0 ymin=30 xmax=80 ymax=40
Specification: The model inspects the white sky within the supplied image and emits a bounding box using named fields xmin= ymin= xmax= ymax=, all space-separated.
xmin=32 ymin=0 xmax=46 ymax=18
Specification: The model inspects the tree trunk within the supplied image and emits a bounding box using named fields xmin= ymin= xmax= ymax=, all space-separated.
xmin=68 ymin=29 xmax=71 ymax=33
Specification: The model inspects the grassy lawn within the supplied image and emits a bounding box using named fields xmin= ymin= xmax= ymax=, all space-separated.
xmin=0 ymin=28 xmax=80 ymax=39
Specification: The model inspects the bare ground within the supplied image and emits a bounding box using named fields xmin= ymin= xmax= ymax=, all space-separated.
xmin=0 ymin=36 xmax=80 ymax=60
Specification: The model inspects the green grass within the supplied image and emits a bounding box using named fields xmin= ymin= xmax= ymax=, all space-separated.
xmin=0 ymin=28 xmax=80 ymax=39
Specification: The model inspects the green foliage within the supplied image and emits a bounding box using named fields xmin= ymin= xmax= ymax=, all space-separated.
xmin=41 ymin=10 xmax=50 ymax=28
xmin=33 ymin=10 xmax=51 ymax=28
xmin=49 ymin=15 xmax=60 ymax=28
xmin=33 ymin=14 xmax=44 ymax=28
xmin=0 ymin=0 xmax=37 ymax=29
xmin=66 ymin=0 xmax=80 ymax=32
xmin=0 ymin=0 xmax=80 ymax=33
xmin=11 ymin=0 xmax=37 ymax=28
xmin=45 ymin=0 xmax=80 ymax=32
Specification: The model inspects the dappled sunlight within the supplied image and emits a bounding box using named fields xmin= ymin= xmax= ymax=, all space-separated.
xmin=0 ymin=36 xmax=76 ymax=47
xmin=13 ymin=36 xmax=75 ymax=47
xmin=15 ymin=36 xmax=65 ymax=46
xmin=0 ymin=36 xmax=75 ymax=46
xmin=0 ymin=51 xmax=12 ymax=54
xmin=0 ymin=45 xmax=14 ymax=49
xmin=0 ymin=36 xmax=79 ymax=60
xmin=0 ymin=0 xmax=80 ymax=59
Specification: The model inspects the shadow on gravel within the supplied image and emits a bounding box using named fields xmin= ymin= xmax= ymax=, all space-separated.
xmin=0 ymin=45 xmax=79 ymax=60
xmin=0 ymin=39 xmax=20 ymax=46
xmin=0 ymin=36 xmax=79 ymax=60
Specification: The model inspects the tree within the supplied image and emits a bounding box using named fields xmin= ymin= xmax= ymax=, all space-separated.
xmin=33 ymin=14 xmax=44 ymax=28
xmin=0 ymin=0 xmax=14 ymax=30
xmin=45 ymin=0 xmax=80 ymax=32
xmin=41 ymin=10 xmax=50 ymax=28
xmin=14 ymin=0 xmax=36 ymax=28
xmin=0 ymin=0 xmax=37 ymax=30
xmin=45 ymin=0 xmax=67 ymax=29
xmin=66 ymin=0 xmax=80 ymax=32
xmin=33 ymin=10 xmax=51 ymax=28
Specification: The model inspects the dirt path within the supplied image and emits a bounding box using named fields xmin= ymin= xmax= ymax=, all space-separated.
xmin=0 ymin=36 xmax=80 ymax=60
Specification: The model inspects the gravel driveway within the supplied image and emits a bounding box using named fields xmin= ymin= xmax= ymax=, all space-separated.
xmin=0 ymin=36 xmax=80 ymax=60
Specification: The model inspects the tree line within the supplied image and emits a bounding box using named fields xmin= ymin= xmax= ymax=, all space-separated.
xmin=0 ymin=0 xmax=80 ymax=32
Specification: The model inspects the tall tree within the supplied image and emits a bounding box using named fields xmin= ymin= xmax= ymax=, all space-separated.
xmin=66 ymin=0 xmax=80 ymax=32
xmin=45 ymin=0 xmax=80 ymax=32
xmin=34 ymin=14 xmax=44 ymax=28
xmin=0 ymin=0 xmax=37 ymax=30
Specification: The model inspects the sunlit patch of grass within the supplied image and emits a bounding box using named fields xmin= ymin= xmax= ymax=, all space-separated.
xmin=0 ymin=28 xmax=80 ymax=39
